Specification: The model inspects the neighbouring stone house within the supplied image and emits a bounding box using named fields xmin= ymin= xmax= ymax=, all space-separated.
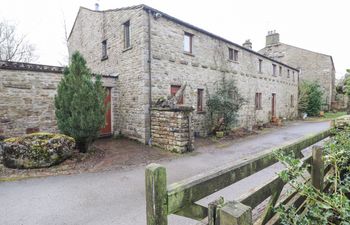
xmin=0 ymin=61 xmax=117 ymax=137
xmin=68 ymin=4 xmax=299 ymax=145
xmin=259 ymin=31 xmax=336 ymax=110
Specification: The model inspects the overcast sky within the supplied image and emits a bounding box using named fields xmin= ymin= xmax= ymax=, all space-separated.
xmin=1 ymin=0 xmax=348 ymax=78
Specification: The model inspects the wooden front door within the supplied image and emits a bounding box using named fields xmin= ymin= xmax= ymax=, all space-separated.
xmin=271 ymin=93 xmax=276 ymax=118
xmin=100 ymin=88 xmax=112 ymax=136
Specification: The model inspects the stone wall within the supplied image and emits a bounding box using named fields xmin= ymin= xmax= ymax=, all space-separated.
xmin=151 ymin=107 xmax=194 ymax=153
xmin=148 ymin=11 xmax=299 ymax=136
xmin=0 ymin=61 xmax=117 ymax=138
xmin=259 ymin=33 xmax=335 ymax=109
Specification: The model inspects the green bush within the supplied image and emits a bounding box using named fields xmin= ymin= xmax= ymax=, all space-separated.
xmin=275 ymin=127 xmax=350 ymax=224
xmin=54 ymin=52 xmax=107 ymax=152
xmin=298 ymin=81 xmax=323 ymax=116
xmin=206 ymin=75 xmax=245 ymax=133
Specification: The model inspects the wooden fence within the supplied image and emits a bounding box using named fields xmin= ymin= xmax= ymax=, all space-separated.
xmin=145 ymin=129 xmax=332 ymax=225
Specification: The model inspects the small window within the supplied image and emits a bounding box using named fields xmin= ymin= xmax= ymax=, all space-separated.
xmin=291 ymin=95 xmax=294 ymax=107
xmin=287 ymin=69 xmax=290 ymax=78
xmin=123 ymin=21 xmax=131 ymax=49
xmin=279 ymin=66 xmax=282 ymax=76
xmin=255 ymin=93 xmax=262 ymax=110
xmin=292 ymin=71 xmax=295 ymax=81
xmin=102 ymin=40 xmax=107 ymax=59
xmin=184 ymin=32 xmax=193 ymax=53
xmin=233 ymin=50 xmax=239 ymax=61
xmin=272 ymin=64 xmax=277 ymax=76
xmin=197 ymin=89 xmax=204 ymax=112
xmin=228 ymin=48 xmax=233 ymax=60
xmin=170 ymin=85 xmax=184 ymax=104
xmin=258 ymin=59 xmax=263 ymax=73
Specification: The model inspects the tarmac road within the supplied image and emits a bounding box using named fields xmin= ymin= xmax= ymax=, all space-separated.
xmin=0 ymin=121 xmax=330 ymax=225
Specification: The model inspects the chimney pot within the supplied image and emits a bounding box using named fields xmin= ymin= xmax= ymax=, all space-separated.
xmin=243 ymin=39 xmax=252 ymax=49
xmin=266 ymin=30 xmax=280 ymax=46
xmin=95 ymin=3 xmax=99 ymax=11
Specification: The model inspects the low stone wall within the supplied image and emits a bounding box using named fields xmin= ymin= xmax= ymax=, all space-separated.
xmin=0 ymin=61 xmax=117 ymax=138
xmin=151 ymin=107 xmax=194 ymax=153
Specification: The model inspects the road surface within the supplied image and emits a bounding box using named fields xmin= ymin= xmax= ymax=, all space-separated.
xmin=0 ymin=121 xmax=330 ymax=225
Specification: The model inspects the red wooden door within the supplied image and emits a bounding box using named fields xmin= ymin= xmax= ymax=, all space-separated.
xmin=271 ymin=93 xmax=276 ymax=118
xmin=100 ymin=88 xmax=112 ymax=136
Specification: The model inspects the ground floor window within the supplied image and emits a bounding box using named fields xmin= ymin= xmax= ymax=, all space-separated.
xmin=255 ymin=93 xmax=262 ymax=110
xmin=291 ymin=94 xmax=294 ymax=107
xmin=197 ymin=89 xmax=204 ymax=111
xmin=170 ymin=85 xmax=184 ymax=104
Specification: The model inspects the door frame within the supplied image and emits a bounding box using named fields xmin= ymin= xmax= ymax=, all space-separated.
xmin=271 ymin=93 xmax=276 ymax=118
xmin=100 ymin=87 xmax=113 ymax=137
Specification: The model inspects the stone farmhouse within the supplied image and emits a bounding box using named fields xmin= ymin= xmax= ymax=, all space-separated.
xmin=0 ymin=5 xmax=299 ymax=148
xmin=259 ymin=31 xmax=336 ymax=110
xmin=67 ymin=4 xmax=299 ymax=144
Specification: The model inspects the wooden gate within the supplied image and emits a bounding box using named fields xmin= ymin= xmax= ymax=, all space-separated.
xmin=100 ymin=88 xmax=112 ymax=136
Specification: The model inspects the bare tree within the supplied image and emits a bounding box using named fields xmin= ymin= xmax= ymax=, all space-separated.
xmin=0 ymin=20 xmax=36 ymax=62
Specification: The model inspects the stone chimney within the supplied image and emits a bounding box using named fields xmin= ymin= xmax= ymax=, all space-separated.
xmin=266 ymin=30 xmax=280 ymax=46
xmin=243 ymin=39 xmax=252 ymax=49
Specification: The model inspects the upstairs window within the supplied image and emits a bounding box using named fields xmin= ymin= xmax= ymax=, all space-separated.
xmin=197 ymin=89 xmax=204 ymax=112
xmin=292 ymin=71 xmax=295 ymax=81
xmin=258 ymin=59 xmax=263 ymax=73
xmin=287 ymin=69 xmax=290 ymax=78
xmin=272 ymin=64 xmax=277 ymax=76
xmin=255 ymin=93 xmax=262 ymax=110
xmin=184 ymin=32 xmax=193 ymax=53
xmin=171 ymin=85 xmax=184 ymax=104
xmin=228 ymin=48 xmax=233 ymax=60
xmin=279 ymin=66 xmax=282 ymax=76
xmin=233 ymin=50 xmax=239 ymax=61
xmin=124 ymin=21 xmax=131 ymax=49
xmin=101 ymin=40 xmax=107 ymax=59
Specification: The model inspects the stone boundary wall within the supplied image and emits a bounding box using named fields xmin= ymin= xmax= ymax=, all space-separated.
xmin=0 ymin=61 xmax=118 ymax=138
xmin=151 ymin=107 xmax=194 ymax=153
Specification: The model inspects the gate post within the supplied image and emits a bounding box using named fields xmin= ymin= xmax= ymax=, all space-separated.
xmin=218 ymin=201 xmax=252 ymax=225
xmin=311 ymin=145 xmax=324 ymax=191
xmin=145 ymin=163 xmax=168 ymax=225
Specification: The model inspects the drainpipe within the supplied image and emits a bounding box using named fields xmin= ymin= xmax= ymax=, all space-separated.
xmin=147 ymin=9 xmax=152 ymax=145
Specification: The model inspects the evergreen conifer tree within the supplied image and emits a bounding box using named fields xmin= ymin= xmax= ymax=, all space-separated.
xmin=55 ymin=52 xmax=107 ymax=152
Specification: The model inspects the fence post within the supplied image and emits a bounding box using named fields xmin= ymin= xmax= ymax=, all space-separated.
xmin=208 ymin=197 xmax=224 ymax=225
xmin=145 ymin=163 xmax=168 ymax=225
xmin=311 ymin=146 xmax=324 ymax=191
xmin=218 ymin=201 xmax=252 ymax=225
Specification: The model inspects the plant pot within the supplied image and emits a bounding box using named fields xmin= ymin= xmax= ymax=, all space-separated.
xmin=216 ymin=131 xmax=224 ymax=138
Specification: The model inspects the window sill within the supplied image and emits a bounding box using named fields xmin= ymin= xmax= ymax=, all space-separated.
xmin=122 ymin=46 xmax=133 ymax=53
xmin=197 ymin=111 xmax=206 ymax=114
xmin=101 ymin=56 xmax=108 ymax=61
xmin=183 ymin=52 xmax=195 ymax=57
xmin=228 ymin=59 xmax=239 ymax=64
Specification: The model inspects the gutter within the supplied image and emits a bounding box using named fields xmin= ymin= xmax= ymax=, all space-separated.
xmin=147 ymin=9 xmax=152 ymax=145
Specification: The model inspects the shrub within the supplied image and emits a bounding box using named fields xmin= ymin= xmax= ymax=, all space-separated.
xmin=298 ymin=81 xmax=323 ymax=116
xmin=55 ymin=52 xmax=107 ymax=152
xmin=206 ymin=75 xmax=245 ymax=133
xmin=275 ymin=126 xmax=350 ymax=224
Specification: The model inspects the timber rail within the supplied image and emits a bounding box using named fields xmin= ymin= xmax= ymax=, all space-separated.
xmin=145 ymin=128 xmax=332 ymax=225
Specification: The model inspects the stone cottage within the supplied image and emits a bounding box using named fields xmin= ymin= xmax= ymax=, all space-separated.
xmin=259 ymin=31 xmax=336 ymax=110
xmin=68 ymin=4 xmax=299 ymax=144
